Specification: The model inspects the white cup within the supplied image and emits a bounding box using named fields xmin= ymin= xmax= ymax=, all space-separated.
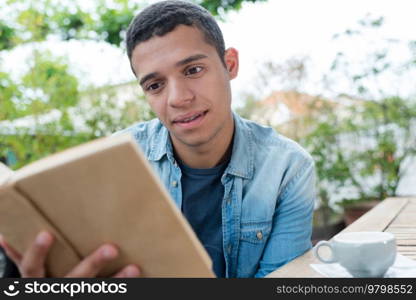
xmin=313 ymin=231 xmax=396 ymax=277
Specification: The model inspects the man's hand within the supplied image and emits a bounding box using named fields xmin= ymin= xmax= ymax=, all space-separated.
xmin=0 ymin=231 xmax=140 ymax=278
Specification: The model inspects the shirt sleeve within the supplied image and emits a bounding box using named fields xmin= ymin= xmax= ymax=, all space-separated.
xmin=254 ymin=158 xmax=316 ymax=278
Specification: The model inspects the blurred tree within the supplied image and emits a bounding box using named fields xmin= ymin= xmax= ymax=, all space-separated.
xmin=0 ymin=21 xmax=18 ymax=50
xmin=0 ymin=71 xmax=22 ymax=120
xmin=16 ymin=7 xmax=51 ymax=42
xmin=199 ymin=0 xmax=267 ymax=15
xmin=21 ymin=51 xmax=80 ymax=113
xmin=0 ymin=79 xmax=154 ymax=169
xmin=236 ymin=15 xmax=416 ymax=228
xmin=300 ymin=15 xmax=416 ymax=217
xmin=0 ymin=0 xmax=267 ymax=48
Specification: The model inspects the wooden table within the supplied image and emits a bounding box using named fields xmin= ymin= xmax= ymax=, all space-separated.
xmin=266 ymin=197 xmax=416 ymax=277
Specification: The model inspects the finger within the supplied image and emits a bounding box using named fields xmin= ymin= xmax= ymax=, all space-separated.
xmin=20 ymin=231 xmax=54 ymax=277
xmin=65 ymin=244 xmax=119 ymax=278
xmin=112 ymin=264 xmax=141 ymax=278
xmin=0 ymin=234 xmax=23 ymax=265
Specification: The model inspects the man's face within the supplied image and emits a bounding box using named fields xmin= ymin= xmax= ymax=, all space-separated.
xmin=130 ymin=25 xmax=238 ymax=149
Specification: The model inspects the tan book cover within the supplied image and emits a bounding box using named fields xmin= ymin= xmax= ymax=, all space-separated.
xmin=0 ymin=134 xmax=214 ymax=278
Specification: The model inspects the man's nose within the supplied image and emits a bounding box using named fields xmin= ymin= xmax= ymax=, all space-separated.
xmin=167 ymin=79 xmax=194 ymax=107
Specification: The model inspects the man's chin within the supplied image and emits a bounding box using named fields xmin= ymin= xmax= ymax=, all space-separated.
xmin=171 ymin=133 xmax=211 ymax=148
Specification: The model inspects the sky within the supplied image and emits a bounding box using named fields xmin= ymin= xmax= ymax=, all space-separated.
xmin=1 ymin=0 xmax=416 ymax=107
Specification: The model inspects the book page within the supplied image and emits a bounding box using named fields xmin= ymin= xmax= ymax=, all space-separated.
xmin=0 ymin=187 xmax=81 ymax=276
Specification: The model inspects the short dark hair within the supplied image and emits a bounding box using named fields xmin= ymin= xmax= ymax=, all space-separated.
xmin=126 ymin=0 xmax=226 ymax=73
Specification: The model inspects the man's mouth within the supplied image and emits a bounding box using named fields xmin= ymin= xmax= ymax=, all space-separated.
xmin=173 ymin=110 xmax=208 ymax=127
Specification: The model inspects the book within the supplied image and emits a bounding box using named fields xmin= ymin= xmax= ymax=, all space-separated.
xmin=0 ymin=134 xmax=214 ymax=277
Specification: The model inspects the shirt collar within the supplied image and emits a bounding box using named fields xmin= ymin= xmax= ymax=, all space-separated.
xmin=148 ymin=122 xmax=174 ymax=162
xmin=148 ymin=111 xmax=254 ymax=179
xmin=225 ymin=112 xmax=254 ymax=179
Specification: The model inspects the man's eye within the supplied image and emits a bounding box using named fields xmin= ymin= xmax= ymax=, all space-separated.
xmin=185 ymin=66 xmax=203 ymax=76
xmin=146 ymin=82 xmax=162 ymax=91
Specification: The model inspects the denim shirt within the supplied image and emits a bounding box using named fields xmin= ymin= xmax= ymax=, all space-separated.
xmin=116 ymin=112 xmax=316 ymax=278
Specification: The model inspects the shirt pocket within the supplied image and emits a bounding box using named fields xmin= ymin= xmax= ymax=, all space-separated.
xmin=237 ymin=221 xmax=272 ymax=277
xmin=240 ymin=221 xmax=272 ymax=244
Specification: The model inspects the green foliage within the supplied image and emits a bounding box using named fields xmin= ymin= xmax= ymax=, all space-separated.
xmin=0 ymin=0 xmax=264 ymax=48
xmin=21 ymin=51 xmax=80 ymax=112
xmin=1 ymin=84 xmax=156 ymax=169
xmin=302 ymin=96 xmax=416 ymax=208
xmin=200 ymin=0 xmax=267 ymax=15
xmin=0 ymin=128 xmax=90 ymax=169
xmin=16 ymin=7 xmax=51 ymax=42
xmin=0 ymin=0 xmax=140 ymax=47
xmin=0 ymin=72 xmax=22 ymax=120
xmin=95 ymin=1 xmax=139 ymax=46
xmin=53 ymin=8 xmax=92 ymax=41
xmin=78 ymin=87 xmax=156 ymax=137
xmin=0 ymin=21 xmax=17 ymax=50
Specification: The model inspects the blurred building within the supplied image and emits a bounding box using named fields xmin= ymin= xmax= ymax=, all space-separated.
xmin=244 ymin=90 xmax=353 ymax=140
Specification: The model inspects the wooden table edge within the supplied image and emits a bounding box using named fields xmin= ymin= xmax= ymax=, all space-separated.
xmin=265 ymin=197 xmax=412 ymax=278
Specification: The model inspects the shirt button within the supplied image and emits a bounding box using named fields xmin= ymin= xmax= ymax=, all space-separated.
xmin=226 ymin=198 xmax=231 ymax=205
xmin=171 ymin=180 xmax=178 ymax=187
xmin=256 ymin=231 xmax=263 ymax=240
xmin=227 ymin=245 xmax=232 ymax=254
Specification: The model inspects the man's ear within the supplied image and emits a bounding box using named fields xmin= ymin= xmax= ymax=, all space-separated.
xmin=224 ymin=47 xmax=239 ymax=80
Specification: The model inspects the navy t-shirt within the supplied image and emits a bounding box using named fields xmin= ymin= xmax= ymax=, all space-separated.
xmin=179 ymin=159 xmax=228 ymax=278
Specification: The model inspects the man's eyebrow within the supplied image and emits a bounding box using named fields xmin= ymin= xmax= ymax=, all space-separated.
xmin=139 ymin=54 xmax=208 ymax=87
xmin=175 ymin=54 xmax=208 ymax=67
xmin=139 ymin=72 xmax=159 ymax=87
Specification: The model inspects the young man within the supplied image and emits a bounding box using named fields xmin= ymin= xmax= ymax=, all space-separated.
xmin=0 ymin=0 xmax=316 ymax=278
